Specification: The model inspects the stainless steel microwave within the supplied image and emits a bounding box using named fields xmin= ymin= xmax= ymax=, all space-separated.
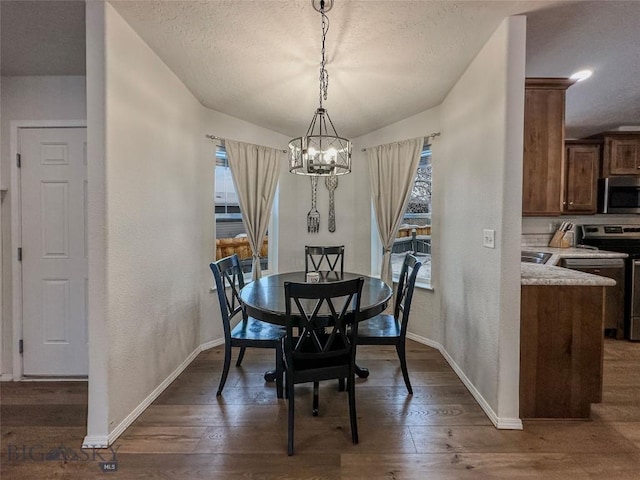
xmin=599 ymin=176 xmax=640 ymax=214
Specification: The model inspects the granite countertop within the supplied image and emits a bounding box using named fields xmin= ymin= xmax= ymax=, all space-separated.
xmin=521 ymin=247 xmax=625 ymax=286
xmin=522 ymin=263 xmax=617 ymax=286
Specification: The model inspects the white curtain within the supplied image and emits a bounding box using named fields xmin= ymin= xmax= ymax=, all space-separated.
xmin=226 ymin=140 xmax=282 ymax=281
xmin=367 ymin=137 xmax=423 ymax=287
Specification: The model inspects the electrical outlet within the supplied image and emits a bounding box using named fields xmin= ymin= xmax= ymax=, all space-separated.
xmin=483 ymin=229 xmax=495 ymax=249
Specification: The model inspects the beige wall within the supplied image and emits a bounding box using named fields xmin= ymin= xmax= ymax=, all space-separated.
xmin=85 ymin=1 xmax=290 ymax=445
xmin=276 ymin=141 xmax=374 ymax=276
xmin=354 ymin=108 xmax=443 ymax=342
xmin=101 ymin=0 xmax=204 ymax=436
xmin=197 ymin=110 xmax=290 ymax=344
xmin=438 ymin=16 xmax=525 ymax=426
xmin=348 ymin=17 xmax=526 ymax=427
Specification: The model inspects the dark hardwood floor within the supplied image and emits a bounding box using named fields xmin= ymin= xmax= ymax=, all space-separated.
xmin=2 ymin=339 xmax=640 ymax=479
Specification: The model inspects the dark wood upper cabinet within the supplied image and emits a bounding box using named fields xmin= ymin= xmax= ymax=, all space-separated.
xmin=522 ymin=78 xmax=576 ymax=216
xmin=602 ymin=134 xmax=640 ymax=176
xmin=563 ymin=141 xmax=600 ymax=214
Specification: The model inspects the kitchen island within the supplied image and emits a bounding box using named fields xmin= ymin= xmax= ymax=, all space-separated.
xmin=520 ymin=258 xmax=617 ymax=419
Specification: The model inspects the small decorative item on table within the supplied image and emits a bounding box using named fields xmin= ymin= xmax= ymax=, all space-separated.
xmin=306 ymin=272 xmax=320 ymax=283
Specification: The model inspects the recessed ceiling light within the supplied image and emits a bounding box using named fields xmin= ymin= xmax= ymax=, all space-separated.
xmin=570 ymin=69 xmax=593 ymax=82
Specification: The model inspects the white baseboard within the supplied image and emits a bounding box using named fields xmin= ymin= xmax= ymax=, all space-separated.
xmin=21 ymin=376 xmax=88 ymax=382
xmin=495 ymin=417 xmax=524 ymax=429
xmin=82 ymin=343 xmax=205 ymax=449
xmin=82 ymin=435 xmax=109 ymax=449
xmin=200 ymin=338 xmax=225 ymax=351
xmin=406 ymin=332 xmax=523 ymax=430
xmin=3 ymin=374 xmax=87 ymax=382
xmin=406 ymin=332 xmax=442 ymax=351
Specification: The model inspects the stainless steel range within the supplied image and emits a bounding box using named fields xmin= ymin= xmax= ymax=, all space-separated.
xmin=579 ymin=224 xmax=640 ymax=340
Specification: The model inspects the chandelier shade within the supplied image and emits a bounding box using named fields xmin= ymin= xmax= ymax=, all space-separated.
xmin=289 ymin=108 xmax=351 ymax=176
xmin=288 ymin=0 xmax=351 ymax=176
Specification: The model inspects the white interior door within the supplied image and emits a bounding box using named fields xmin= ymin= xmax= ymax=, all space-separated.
xmin=20 ymin=127 xmax=88 ymax=376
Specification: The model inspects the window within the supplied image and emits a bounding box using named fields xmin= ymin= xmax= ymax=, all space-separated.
xmin=405 ymin=144 xmax=432 ymax=226
xmin=215 ymin=144 xmax=270 ymax=274
xmin=390 ymin=143 xmax=432 ymax=286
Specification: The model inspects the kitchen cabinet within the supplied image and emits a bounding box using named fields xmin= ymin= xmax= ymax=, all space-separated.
xmin=561 ymin=258 xmax=625 ymax=339
xmin=602 ymin=134 xmax=640 ymax=176
xmin=520 ymin=284 xmax=606 ymax=418
xmin=563 ymin=141 xmax=600 ymax=214
xmin=522 ymin=78 xmax=576 ymax=216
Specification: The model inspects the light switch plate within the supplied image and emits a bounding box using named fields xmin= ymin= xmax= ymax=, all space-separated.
xmin=483 ymin=229 xmax=495 ymax=248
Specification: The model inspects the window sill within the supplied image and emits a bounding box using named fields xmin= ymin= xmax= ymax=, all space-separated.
xmin=209 ymin=269 xmax=273 ymax=293
xmin=392 ymin=276 xmax=433 ymax=291
xmin=414 ymin=281 xmax=433 ymax=291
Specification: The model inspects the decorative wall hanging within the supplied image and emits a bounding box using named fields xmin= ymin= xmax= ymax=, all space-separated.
xmin=307 ymin=176 xmax=320 ymax=233
xmin=325 ymin=173 xmax=338 ymax=232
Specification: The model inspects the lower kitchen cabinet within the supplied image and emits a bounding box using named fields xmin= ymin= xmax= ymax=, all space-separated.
xmin=520 ymin=285 xmax=605 ymax=418
xmin=561 ymin=258 xmax=625 ymax=338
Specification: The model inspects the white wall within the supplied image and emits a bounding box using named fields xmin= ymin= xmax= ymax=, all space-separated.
xmin=85 ymin=1 xmax=291 ymax=445
xmin=85 ymin=1 xmax=108 ymax=443
xmin=86 ymin=0 xmax=212 ymax=443
xmin=354 ymin=108 xmax=443 ymax=342
xmin=105 ymin=3 xmax=204 ymax=433
xmin=438 ymin=16 xmax=525 ymax=426
xmin=346 ymin=17 xmax=527 ymax=427
xmin=198 ymin=110 xmax=290 ymax=344
xmin=277 ymin=107 xmax=443 ymax=277
xmin=277 ymin=140 xmax=374 ymax=275
xmin=0 ymin=76 xmax=87 ymax=376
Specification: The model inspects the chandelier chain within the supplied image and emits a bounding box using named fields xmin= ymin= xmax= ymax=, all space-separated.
xmin=319 ymin=3 xmax=329 ymax=108
xmin=288 ymin=0 xmax=351 ymax=177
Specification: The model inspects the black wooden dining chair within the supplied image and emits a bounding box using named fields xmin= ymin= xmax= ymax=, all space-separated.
xmin=357 ymin=253 xmax=422 ymax=394
xmin=305 ymin=245 xmax=345 ymax=275
xmin=210 ymin=254 xmax=285 ymax=398
xmin=283 ymin=277 xmax=364 ymax=456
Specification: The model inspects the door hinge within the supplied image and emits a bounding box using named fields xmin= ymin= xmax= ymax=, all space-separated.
xmin=19 ymin=339 xmax=23 ymax=354
xmin=17 ymin=248 xmax=22 ymax=262
xmin=17 ymin=153 xmax=21 ymax=168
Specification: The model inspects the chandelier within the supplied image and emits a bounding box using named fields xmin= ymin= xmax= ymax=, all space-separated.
xmin=289 ymin=0 xmax=352 ymax=176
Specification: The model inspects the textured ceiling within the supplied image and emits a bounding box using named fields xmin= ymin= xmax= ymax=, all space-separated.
xmin=107 ymin=0 xmax=555 ymax=138
xmin=0 ymin=0 xmax=86 ymax=76
xmin=2 ymin=1 xmax=639 ymax=139
xmin=525 ymin=0 xmax=640 ymax=139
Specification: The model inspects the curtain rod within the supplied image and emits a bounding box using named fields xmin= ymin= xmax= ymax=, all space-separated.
xmin=205 ymin=134 xmax=288 ymax=154
xmin=360 ymin=132 xmax=441 ymax=152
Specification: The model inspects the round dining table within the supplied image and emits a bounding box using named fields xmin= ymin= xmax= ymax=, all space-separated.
xmin=239 ymin=271 xmax=393 ymax=379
